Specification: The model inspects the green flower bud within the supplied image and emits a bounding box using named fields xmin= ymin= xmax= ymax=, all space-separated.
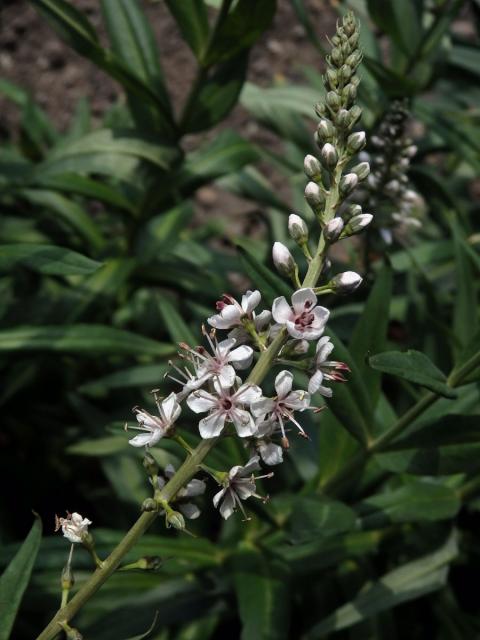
xmin=304 ymin=154 xmax=322 ymax=179
xmin=348 ymin=105 xmax=362 ymax=127
xmin=348 ymin=32 xmax=359 ymax=48
xmin=345 ymin=204 xmax=362 ymax=221
xmin=323 ymin=217 xmax=344 ymax=242
xmin=143 ymin=452 xmax=159 ymax=477
xmin=142 ymin=498 xmax=158 ymax=512
xmin=316 ymin=119 xmax=335 ymax=143
xmin=325 ymin=68 xmax=338 ymax=89
xmin=340 ymin=64 xmax=352 ymax=83
xmin=347 ymin=213 xmax=373 ymax=233
xmin=305 ymin=181 xmax=326 ymax=209
xmin=320 ymin=143 xmax=338 ymax=170
xmin=330 ymin=271 xmax=362 ymax=294
xmin=166 ymin=510 xmax=185 ymax=530
xmin=351 ymin=161 xmax=370 ymax=180
xmin=272 ymin=242 xmax=296 ymax=277
xmin=347 ymin=131 xmax=366 ymax=153
xmin=331 ymin=47 xmax=343 ymax=67
xmin=336 ymin=109 xmax=350 ymax=130
xmin=326 ymin=91 xmax=341 ymax=112
xmin=314 ymin=102 xmax=327 ymax=118
xmin=343 ymin=12 xmax=357 ymax=37
xmin=288 ymin=213 xmax=309 ymax=245
xmin=342 ymin=83 xmax=357 ymax=106
xmin=346 ymin=50 xmax=362 ymax=68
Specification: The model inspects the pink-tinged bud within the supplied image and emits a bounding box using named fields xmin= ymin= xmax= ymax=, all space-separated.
xmin=288 ymin=214 xmax=308 ymax=244
xmin=348 ymin=213 xmax=373 ymax=233
xmin=305 ymin=182 xmax=326 ymax=209
xmin=331 ymin=271 xmax=362 ymax=294
xmin=272 ymin=242 xmax=295 ymax=277
xmin=304 ymin=154 xmax=322 ymax=179
xmin=347 ymin=131 xmax=366 ymax=153
xmin=324 ymin=217 xmax=344 ymax=242
xmin=339 ymin=172 xmax=359 ymax=196
xmin=320 ymin=143 xmax=338 ymax=170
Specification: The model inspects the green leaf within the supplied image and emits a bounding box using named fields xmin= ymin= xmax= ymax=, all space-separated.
xmin=68 ymin=436 xmax=127 ymax=456
xmin=305 ymin=532 xmax=458 ymax=638
xmin=0 ymin=244 xmax=102 ymax=276
xmin=350 ymin=265 xmax=392 ymax=407
xmin=218 ymin=167 xmax=290 ymax=214
xmin=101 ymin=0 xmax=172 ymax=133
xmin=136 ymin=203 xmax=194 ymax=261
xmin=0 ymin=325 xmax=175 ymax=357
xmin=356 ymin=481 xmax=460 ymax=530
xmin=452 ymin=219 xmax=479 ymax=350
xmin=369 ymin=350 xmax=456 ymax=398
xmin=290 ymin=497 xmax=357 ymax=544
xmin=79 ymin=364 xmax=168 ymax=396
xmin=181 ymin=52 xmax=249 ymax=133
xmin=236 ymin=241 xmax=292 ymax=304
xmin=376 ymin=414 xmax=480 ymax=476
xmin=449 ymin=44 xmax=480 ymax=79
xmin=205 ymin=0 xmax=276 ymax=66
xmin=232 ymin=545 xmax=290 ymax=640
xmin=366 ymin=0 xmax=421 ymax=58
xmin=157 ymin=297 xmax=197 ymax=345
xmin=0 ymin=515 xmax=42 ymax=640
xmin=121 ymin=612 xmax=159 ymax=640
xmin=165 ymin=0 xmax=209 ymax=59
xmin=241 ymin=82 xmax=322 ymax=120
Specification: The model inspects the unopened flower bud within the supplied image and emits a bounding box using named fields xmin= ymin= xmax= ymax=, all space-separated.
xmin=342 ymin=83 xmax=357 ymax=106
xmin=281 ymin=338 xmax=309 ymax=357
xmin=348 ymin=105 xmax=362 ymax=127
xmin=304 ymin=154 xmax=322 ymax=179
xmin=314 ymin=102 xmax=327 ymax=118
xmin=351 ymin=161 xmax=370 ymax=180
xmin=316 ymin=119 xmax=335 ymax=143
xmin=336 ymin=109 xmax=350 ymax=129
xmin=272 ymin=242 xmax=296 ymax=277
xmin=305 ymin=181 xmax=326 ymax=209
xmin=143 ymin=452 xmax=159 ymax=477
xmin=166 ymin=509 xmax=185 ymax=530
xmin=340 ymin=64 xmax=352 ymax=82
xmin=346 ymin=50 xmax=362 ymax=68
xmin=404 ymin=144 xmax=418 ymax=158
xmin=324 ymin=217 xmax=344 ymax=242
xmin=331 ymin=271 xmax=362 ymax=294
xmin=348 ymin=32 xmax=359 ymax=48
xmin=347 ymin=131 xmax=366 ymax=153
xmin=142 ymin=498 xmax=158 ymax=512
xmin=339 ymin=173 xmax=359 ymax=196
xmin=326 ymin=91 xmax=341 ymax=112
xmin=320 ymin=143 xmax=338 ymax=170
xmin=325 ymin=68 xmax=338 ymax=89
xmin=347 ymin=213 xmax=373 ymax=233
xmin=331 ymin=47 xmax=343 ymax=67
xmin=288 ymin=214 xmax=308 ymax=244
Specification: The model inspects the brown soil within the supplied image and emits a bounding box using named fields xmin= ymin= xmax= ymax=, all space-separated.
xmin=0 ymin=0 xmax=337 ymax=227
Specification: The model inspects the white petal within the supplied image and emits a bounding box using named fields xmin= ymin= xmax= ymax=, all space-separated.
xmin=213 ymin=487 xmax=226 ymax=508
xmin=157 ymin=475 xmax=166 ymax=489
xmin=185 ymin=478 xmax=206 ymax=497
xmin=291 ymin=288 xmax=317 ymax=313
xmin=251 ymin=397 xmax=275 ymax=418
xmin=234 ymin=383 xmax=262 ymax=406
xmin=315 ymin=336 xmax=334 ymax=363
xmin=242 ymin=290 xmax=261 ymax=313
xmin=285 ymin=320 xmax=304 ymax=339
xmin=219 ymin=490 xmax=236 ymax=519
xmin=234 ymin=478 xmax=256 ymax=500
xmin=255 ymin=417 xmax=277 ymax=437
xmin=164 ymin=464 xmax=176 ymax=478
xmin=217 ymin=338 xmax=236 ymax=357
xmin=272 ymin=296 xmax=292 ymax=323
xmin=228 ymin=345 xmax=253 ymax=370
xmin=301 ymin=324 xmax=325 ymax=341
xmin=240 ymin=455 xmax=261 ymax=476
xmin=308 ymin=369 xmax=324 ymax=394
xmin=187 ymin=391 xmax=217 ymax=414
xmin=161 ymin=393 xmax=180 ymax=422
xmin=217 ymin=364 xmax=236 ymax=388
xmin=199 ymin=412 xmax=226 ymax=438
xmin=255 ymin=310 xmax=272 ymax=330
xmin=231 ymin=409 xmax=257 ymax=437
xmin=179 ymin=503 xmax=201 ymax=520
xmin=259 ymin=442 xmax=283 ymax=466
xmin=128 ymin=432 xmax=157 ymax=448
xmin=275 ymin=370 xmax=293 ymax=399
xmin=135 ymin=410 xmax=160 ymax=429
xmin=312 ymin=305 xmax=330 ymax=330
xmin=285 ymin=390 xmax=310 ymax=411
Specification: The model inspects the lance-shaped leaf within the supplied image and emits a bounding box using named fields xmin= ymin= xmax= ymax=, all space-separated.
xmin=375 ymin=414 xmax=480 ymax=476
xmin=350 ymin=265 xmax=392 ymax=407
xmin=157 ymin=296 xmax=197 ymax=345
xmin=369 ymin=350 xmax=456 ymax=398
xmin=305 ymin=532 xmax=458 ymax=638
xmin=0 ymin=515 xmax=42 ymax=640
xmin=165 ymin=0 xmax=209 ymax=60
xmin=356 ymin=481 xmax=460 ymax=530
xmin=0 ymin=325 xmax=175 ymax=357
xmin=121 ymin=612 xmax=158 ymax=640
xmin=0 ymin=244 xmax=102 ymax=276
xmin=232 ymin=545 xmax=291 ymax=640
xmin=290 ymin=497 xmax=357 ymax=544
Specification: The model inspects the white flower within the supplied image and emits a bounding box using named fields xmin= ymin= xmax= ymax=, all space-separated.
xmin=126 ymin=392 xmax=181 ymax=448
xmin=308 ymin=336 xmax=350 ymax=396
xmin=158 ymin=464 xmax=206 ymax=520
xmin=272 ymin=288 xmax=329 ymax=340
xmin=213 ymin=455 xmax=272 ymax=520
xmin=187 ymin=378 xmax=261 ymax=439
xmin=173 ymin=331 xmax=253 ymax=390
xmin=251 ymin=370 xmax=311 ymax=444
xmin=55 ymin=512 xmax=92 ymax=544
xmin=208 ymin=290 xmax=261 ymax=330
xmin=254 ymin=418 xmax=284 ymax=466
xmin=228 ymin=309 xmax=272 ymax=346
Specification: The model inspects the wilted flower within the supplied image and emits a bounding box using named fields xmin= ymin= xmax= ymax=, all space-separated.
xmin=308 ymin=336 xmax=350 ymax=396
xmin=208 ymin=290 xmax=261 ymax=330
xmin=126 ymin=392 xmax=181 ymax=448
xmin=187 ymin=378 xmax=261 ymax=438
xmin=158 ymin=464 xmax=206 ymax=520
xmin=252 ymin=370 xmax=311 ymax=444
xmin=213 ymin=455 xmax=272 ymax=520
xmin=272 ymin=288 xmax=329 ymax=340
xmin=55 ymin=512 xmax=92 ymax=544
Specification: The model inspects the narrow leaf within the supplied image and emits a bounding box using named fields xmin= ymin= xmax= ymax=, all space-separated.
xmin=290 ymin=497 xmax=357 ymax=543
xmin=0 ymin=244 xmax=102 ymax=276
xmin=165 ymin=0 xmax=209 ymax=59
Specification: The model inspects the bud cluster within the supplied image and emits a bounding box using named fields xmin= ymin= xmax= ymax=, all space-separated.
xmin=358 ymin=100 xmax=425 ymax=244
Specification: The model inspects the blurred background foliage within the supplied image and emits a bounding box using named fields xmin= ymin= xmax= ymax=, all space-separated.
xmin=0 ymin=0 xmax=480 ymax=638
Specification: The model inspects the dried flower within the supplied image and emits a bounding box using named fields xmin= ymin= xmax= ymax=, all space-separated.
xmin=55 ymin=512 xmax=92 ymax=544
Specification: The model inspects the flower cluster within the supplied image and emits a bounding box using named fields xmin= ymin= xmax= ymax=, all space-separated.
xmin=358 ymin=99 xmax=425 ymax=245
